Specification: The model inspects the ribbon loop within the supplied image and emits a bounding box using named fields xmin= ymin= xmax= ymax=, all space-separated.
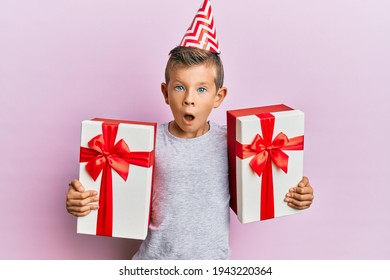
xmin=271 ymin=132 xmax=289 ymax=149
xmin=246 ymin=131 xmax=290 ymax=177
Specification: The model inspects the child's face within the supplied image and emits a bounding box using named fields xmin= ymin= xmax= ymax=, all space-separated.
xmin=161 ymin=63 xmax=227 ymax=138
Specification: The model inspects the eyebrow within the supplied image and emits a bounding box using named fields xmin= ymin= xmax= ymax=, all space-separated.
xmin=171 ymin=79 xmax=213 ymax=88
xmin=172 ymin=79 xmax=184 ymax=84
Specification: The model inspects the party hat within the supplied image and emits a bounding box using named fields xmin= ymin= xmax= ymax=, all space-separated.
xmin=180 ymin=0 xmax=220 ymax=53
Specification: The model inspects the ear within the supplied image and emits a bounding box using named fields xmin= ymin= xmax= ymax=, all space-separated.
xmin=161 ymin=83 xmax=169 ymax=104
xmin=213 ymin=86 xmax=228 ymax=108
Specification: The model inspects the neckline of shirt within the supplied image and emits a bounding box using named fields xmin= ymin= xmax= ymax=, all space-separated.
xmin=163 ymin=121 xmax=214 ymax=143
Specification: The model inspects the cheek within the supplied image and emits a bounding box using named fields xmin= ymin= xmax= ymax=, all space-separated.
xmin=169 ymin=102 xmax=181 ymax=115
xmin=199 ymin=102 xmax=214 ymax=117
xmin=172 ymin=97 xmax=183 ymax=107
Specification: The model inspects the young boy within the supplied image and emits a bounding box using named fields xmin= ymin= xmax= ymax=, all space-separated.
xmin=66 ymin=1 xmax=314 ymax=260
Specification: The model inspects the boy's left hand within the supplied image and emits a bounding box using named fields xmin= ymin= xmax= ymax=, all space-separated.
xmin=284 ymin=176 xmax=314 ymax=210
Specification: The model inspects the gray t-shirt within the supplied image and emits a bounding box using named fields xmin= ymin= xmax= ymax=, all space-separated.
xmin=132 ymin=122 xmax=231 ymax=259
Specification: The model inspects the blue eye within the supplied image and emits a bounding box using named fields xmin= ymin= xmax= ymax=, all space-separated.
xmin=175 ymin=85 xmax=184 ymax=91
xmin=197 ymin=87 xmax=206 ymax=93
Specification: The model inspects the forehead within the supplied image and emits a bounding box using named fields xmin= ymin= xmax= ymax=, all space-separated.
xmin=168 ymin=63 xmax=217 ymax=84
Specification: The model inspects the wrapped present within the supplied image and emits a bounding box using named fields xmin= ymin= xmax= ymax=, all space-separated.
xmin=77 ymin=118 xmax=156 ymax=239
xmin=227 ymin=104 xmax=304 ymax=223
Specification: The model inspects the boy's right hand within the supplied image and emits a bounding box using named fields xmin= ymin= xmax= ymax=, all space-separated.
xmin=66 ymin=179 xmax=99 ymax=217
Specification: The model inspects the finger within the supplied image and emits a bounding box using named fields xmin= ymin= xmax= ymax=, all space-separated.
xmin=298 ymin=176 xmax=309 ymax=188
xmin=69 ymin=211 xmax=90 ymax=217
xmin=67 ymin=204 xmax=99 ymax=213
xmin=67 ymin=207 xmax=95 ymax=217
xmin=67 ymin=189 xmax=98 ymax=200
xmin=287 ymin=202 xmax=310 ymax=210
xmin=298 ymin=186 xmax=313 ymax=195
xmin=69 ymin=179 xmax=85 ymax=192
xmin=285 ymin=192 xmax=314 ymax=202
xmin=289 ymin=184 xmax=313 ymax=195
xmin=289 ymin=176 xmax=310 ymax=192
xmin=67 ymin=207 xmax=91 ymax=217
xmin=66 ymin=204 xmax=99 ymax=216
xmin=66 ymin=195 xmax=99 ymax=208
xmin=286 ymin=187 xmax=313 ymax=197
xmin=284 ymin=198 xmax=313 ymax=210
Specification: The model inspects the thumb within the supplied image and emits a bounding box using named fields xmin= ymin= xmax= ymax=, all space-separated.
xmin=69 ymin=179 xmax=84 ymax=192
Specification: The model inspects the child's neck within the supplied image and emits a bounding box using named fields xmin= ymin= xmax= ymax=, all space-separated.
xmin=168 ymin=121 xmax=210 ymax=139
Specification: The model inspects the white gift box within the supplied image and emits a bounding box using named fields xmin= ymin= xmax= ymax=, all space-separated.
xmin=227 ymin=105 xmax=305 ymax=224
xmin=77 ymin=118 xmax=156 ymax=239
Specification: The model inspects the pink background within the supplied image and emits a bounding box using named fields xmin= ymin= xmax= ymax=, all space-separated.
xmin=1 ymin=0 xmax=389 ymax=259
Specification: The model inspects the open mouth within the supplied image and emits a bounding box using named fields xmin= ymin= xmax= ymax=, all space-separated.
xmin=184 ymin=114 xmax=195 ymax=121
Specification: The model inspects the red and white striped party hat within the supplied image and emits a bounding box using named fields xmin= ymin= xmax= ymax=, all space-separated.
xmin=180 ymin=0 xmax=220 ymax=53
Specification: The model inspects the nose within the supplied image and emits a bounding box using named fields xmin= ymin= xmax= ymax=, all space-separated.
xmin=183 ymin=91 xmax=195 ymax=106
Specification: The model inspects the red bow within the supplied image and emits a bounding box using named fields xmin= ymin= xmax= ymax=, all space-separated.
xmin=80 ymin=123 xmax=154 ymax=236
xmin=236 ymin=113 xmax=304 ymax=220
xmin=245 ymin=132 xmax=290 ymax=176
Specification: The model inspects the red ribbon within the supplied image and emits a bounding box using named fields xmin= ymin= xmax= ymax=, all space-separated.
xmin=236 ymin=113 xmax=304 ymax=220
xmin=80 ymin=123 xmax=154 ymax=236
